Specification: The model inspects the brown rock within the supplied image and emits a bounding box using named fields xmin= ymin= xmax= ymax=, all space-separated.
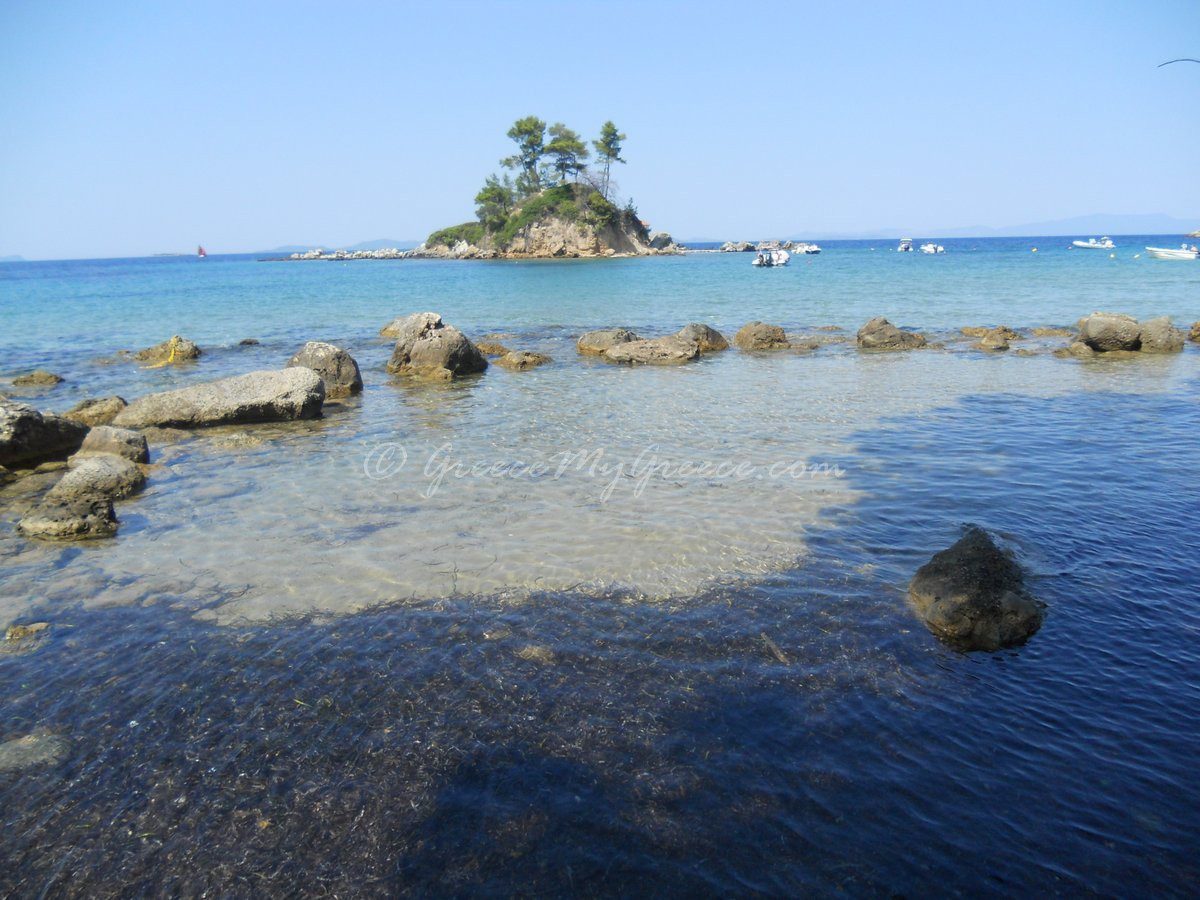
xmin=475 ymin=341 xmax=512 ymax=357
xmin=676 ymin=323 xmax=729 ymax=352
xmin=133 ymin=335 xmax=202 ymax=363
xmin=577 ymin=328 xmax=640 ymax=356
xmin=64 ymin=396 xmax=127 ymax=426
xmin=733 ymin=322 xmax=789 ymax=351
xmin=12 ymin=370 xmax=62 ymax=387
xmin=856 ymin=317 xmax=927 ymax=351
xmin=603 ymin=336 xmax=700 ymax=365
xmin=384 ymin=312 xmax=487 ymax=380
xmin=495 ymin=351 xmax=552 ymax=370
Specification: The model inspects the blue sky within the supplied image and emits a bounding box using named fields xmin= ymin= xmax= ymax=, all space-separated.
xmin=1 ymin=0 xmax=1197 ymax=258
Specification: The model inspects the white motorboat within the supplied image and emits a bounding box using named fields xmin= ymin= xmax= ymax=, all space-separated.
xmin=1145 ymin=244 xmax=1198 ymax=261
xmin=794 ymin=242 xmax=821 ymax=254
xmin=897 ymin=238 xmax=913 ymax=252
xmin=1071 ymin=237 xmax=1115 ymax=250
xmin=752 ymin=248 xmax=790 ymax=267
xmin=919 ymin=242 xmax=945 ymax=254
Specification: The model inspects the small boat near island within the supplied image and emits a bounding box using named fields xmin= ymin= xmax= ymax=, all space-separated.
xmin=1145 ymin=244 xmax=1198 ymax=260
xmin=197 ymin=245 xmax=207 ymax=258
xmin=1071 ymin=236 xmax=1115 ymax=250
xmin=752 ymin=247 xmax=790 ymax=267
xmin=919 ymin=242 xmax=945 ymax=254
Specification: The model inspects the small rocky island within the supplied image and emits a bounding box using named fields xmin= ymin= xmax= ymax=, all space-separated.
xmin=284 ymin=117 xmax=678 ymax=261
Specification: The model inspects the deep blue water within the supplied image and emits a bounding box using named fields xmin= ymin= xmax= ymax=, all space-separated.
xmin=1 ymin=241 xmax=1198 ymax=894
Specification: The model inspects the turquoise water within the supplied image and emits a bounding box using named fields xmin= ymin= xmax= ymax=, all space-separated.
xmin=1 ymin=239 xmax=1198 ymax=894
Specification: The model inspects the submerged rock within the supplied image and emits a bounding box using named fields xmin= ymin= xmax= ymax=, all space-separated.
xmin=134 ymin=335 xmax=202 ymax=363
xmin=0 ymin=399 xmax=89 ymax=467
xmin=12 ymin=370 xmax=63 ymax=387
xmin=287 ymin=341 xmax=363 ymax=396
xmin=475 ymin=341 xmax=512 ymax=357
xmin=494 ymin=350 xmax=552 ymax=370
xmin=962 ymin=325 xmax=1020 ymax=341
xmin=64 ymin=396 xmax=127 ymax=427
xmin=856 ymin=317 xmax=927 ymax=351
xmin=908 ymin=526 xmax=1044 ymax=651
xmin=113 ymin=368 xmax=324 ymax=428
xmin=733 ymin=322 xmax=789 ymax=351
xmin=0 ymin=729 xmax=69 ymax=771
xmin=74 ymin=425 xmax=149 ymax=464
xmin=975 ymin=327 xmax=1012 ymax=352
xmin=50 ymin=455 xmax=145 ymax=501
xmin=18 ymin=496 xmax=118 ymax=540
xmin=1136 ymin=316 xmax=1185 ymax=354
xmin=239 ymin=338 xmax=260 ymax=346
xmin=577 ymin=328 xmax=640 ymax=356
xmin=1032 ymin=326 xmax=1075 ymax=338
xmin=384 ymin=312 xmax=488 ymax=380
xmin=603 ymin=335 xmax=700 ymax=365
xmin=676 ymin=323 xmax=729 ymax=352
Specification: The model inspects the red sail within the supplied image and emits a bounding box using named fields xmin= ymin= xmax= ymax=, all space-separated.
xmin=197 ymin=245 xmax=207 ymax=258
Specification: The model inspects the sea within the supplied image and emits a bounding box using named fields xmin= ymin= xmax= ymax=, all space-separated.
xmin=0 ymin=236 xmax=1197 ymax=895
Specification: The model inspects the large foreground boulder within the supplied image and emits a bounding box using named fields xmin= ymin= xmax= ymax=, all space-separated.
xmin=384 ymin=313 xmax=487 ymax=380
xmin=908 ymin=526 xmax=1044 ymax=651
xmin=733 ymin=322 xmax=789 ymax=351
xmin=64 ymin=396 xmax=127 ymax=427
xmin=49 ymin=456 xmax=145 ymax=501
xmin=577 ymin=328 xmax=640 ymax=356
xmin=603 ymin=336 xmax=700 ymax=365
xmin=134 ymin=335 xmax=202 ymax=363
xmin=287 ymin=341 xmax=363 ymax=396
xmin=677 ymin=323 xmax=729 ymax=352
xmin=856 ymin=317 xmax=927 ymax=350
xmin=74 ymin=425 xmax=149 ymax=464
xmin=0 ymin=399 xmax=89 ymax=467
xmin=112 ymin=369 xmax=324 ymax=428
xmin=17 ymin=496 xmax=117 ymax=540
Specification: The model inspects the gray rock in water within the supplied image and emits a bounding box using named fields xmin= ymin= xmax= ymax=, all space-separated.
xmin=112 ymin=368 xmax=324 ymax=428
xmin=73 ymin=425 xmax=149 ymax=463
xmin=909 ymin=526 xmax=1044 ymax=651
xmin=133 ymin=335 xmax=202 ymax=363
xmin=648 ymin=231 xmax=675 ymax=250
xmin=0 ymin=729 xmax=69 ymax=771
xmin=733 ymin=322 xmax=790 ymax=351
xmin=603 ymin=335 xmax=700 ymax=365
xmin=12 ymin=370 xmax=63 ymax=387
xmin=1076 ymin=313 xmax=1141 ymax=352
xmin=239 ymin=338 xmax=260 ymax=346
xmin=18 ymin=496 xmax=118 ymax=540
xmin=1189 ymin=321 xmax=1200 ymax=344
xmin=1136 ymin=316 xmax=1185 ymax=353
xmin=856 ymin=317 xmax=928 ymax=351
xmin=677 ymin=323 xmax=729 ymax=352
xmin=384 ymin=312 xmax=487 ymax=380
xmin=0 ymin=399 xmax=89 ymax=467
xmin=50 ymin=455 xmax=145 ymax=501
xmin=287 ymin=341 xmax=363 ymax=396
xmin=64 ymin=396 xmax=127 ymax=427
xmin=576 ymin=328 xmax=641 ymax=356
xmin=494 ymin=350 xmax=552 ymax=370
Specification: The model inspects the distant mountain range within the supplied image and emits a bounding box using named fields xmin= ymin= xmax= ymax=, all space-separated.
xmin=0 ymin=254 xmax=25 ymax=262
xmin=680 ymin=213 xmax=1199 ymax=244
xmin=266 ymin=238 xmax=419 ymax=253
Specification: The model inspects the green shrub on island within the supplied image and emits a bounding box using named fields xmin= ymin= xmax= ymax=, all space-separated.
xmin=424 ymin=117 xmax=639 ymax=251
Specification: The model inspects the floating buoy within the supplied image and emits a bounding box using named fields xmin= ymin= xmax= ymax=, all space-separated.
xmin=1110 ymin=253 xmax=1116 ymax=259
xmin=1134 ymin=253 xmax=1140 ymax=259
xmin=1031 ymin=247 xmax=1038 ymax=252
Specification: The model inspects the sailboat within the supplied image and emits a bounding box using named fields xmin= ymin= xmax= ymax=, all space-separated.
xmin=197 ymin=245 xmax=208 ymax=258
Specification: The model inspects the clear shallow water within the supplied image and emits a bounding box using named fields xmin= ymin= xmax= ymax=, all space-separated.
xmin=1 ymin=241 xmax=1198 ymax=893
